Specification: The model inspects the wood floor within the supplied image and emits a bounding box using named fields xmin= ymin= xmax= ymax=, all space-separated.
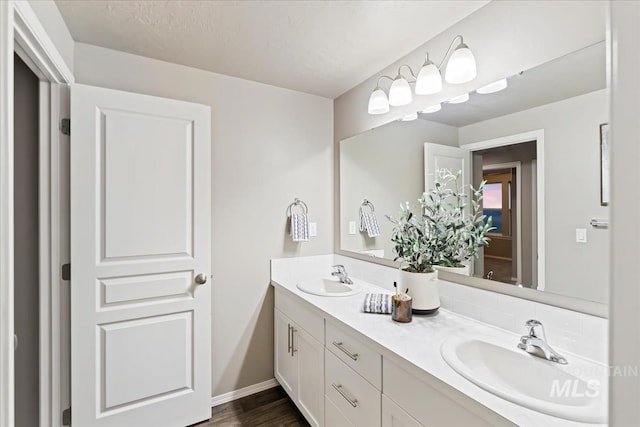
xmin=192 ymin=386 xmax=310 ymax=427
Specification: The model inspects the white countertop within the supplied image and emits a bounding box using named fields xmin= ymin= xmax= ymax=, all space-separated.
xmin=271 ymin=261 xmax=607 ymax=427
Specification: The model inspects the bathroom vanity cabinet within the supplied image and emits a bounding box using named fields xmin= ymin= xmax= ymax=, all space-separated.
xmin=274 ymin=287 xmax=513 ymax=427
xmin=274 ymin=294 xmax=325 ymax=427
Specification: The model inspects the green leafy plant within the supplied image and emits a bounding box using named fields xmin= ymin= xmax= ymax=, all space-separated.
xmin=386 ymin=169 xmax=494 ymax=273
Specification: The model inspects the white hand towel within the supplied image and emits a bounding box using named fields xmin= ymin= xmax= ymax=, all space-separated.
xmin=362 ymin=293 xmax=392 ymax=314
xmin=290 ymin=213 xmax=310 ymax=242
xmin=359 ymin=208 xmax=381 ymax=238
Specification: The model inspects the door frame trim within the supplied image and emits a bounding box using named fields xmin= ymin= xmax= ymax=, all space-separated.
xmin=461 ymin=129 xmax=545 ymax=291
xmin=0 ymin=1 xmax=73 ymax=426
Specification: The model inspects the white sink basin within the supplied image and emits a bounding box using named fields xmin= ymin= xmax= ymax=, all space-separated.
xmin=441 ymin=337 xmax=607 ymax=423
xmin=297 ymin=278 xmax=362 ymax=297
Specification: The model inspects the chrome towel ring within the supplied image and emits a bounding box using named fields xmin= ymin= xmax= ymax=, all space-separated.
xmin=287 ymin=198 xmax=308 ymax=217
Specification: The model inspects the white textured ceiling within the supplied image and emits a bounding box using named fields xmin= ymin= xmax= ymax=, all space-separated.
xmin=54 ymin=0 xmax=489 ymax=98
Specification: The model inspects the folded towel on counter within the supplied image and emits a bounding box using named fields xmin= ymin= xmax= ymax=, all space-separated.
xmin=362 ymin=293 xmax=392 ymax=314
xmin=290 ymin=213 xmax=310 ymax=242
xmin=359 ymin=208 xmax=381 ymax=238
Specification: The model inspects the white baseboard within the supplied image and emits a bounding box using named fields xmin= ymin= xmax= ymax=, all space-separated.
xmin=210 ymin=378 xmax=279 ymax=407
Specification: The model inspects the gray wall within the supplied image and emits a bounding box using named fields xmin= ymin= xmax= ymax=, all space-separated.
xmin=459 ymin=89 xmax=609 ymax=304
xmin=340 ymin=119 xmax=458 ymax=258
xmin=13 ymin=54 xmax=39 ymax=427
xmin=73 ymin=43 xmax=333 ymax=397
xmin=610 ymin=1 xmax=640 ymax=424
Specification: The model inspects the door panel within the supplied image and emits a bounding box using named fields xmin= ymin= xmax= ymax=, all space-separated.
xmin=274 ymin=309 xmax=296 ymax=396
xmin=424 ymin=143 xmax=472 ymax=275
xmin=101 ymin=312 xmax=192 ymax=409
xmin=71 ymin=84 xmax=211 ymax=427
xmin=424 ymin=143 xmax=471 ymax=194
xmin=296 ymin=327 xmax=324 ymax=427
xmin=99 ymin=271 xmax=192 ymax=308
xmin=102 ymin=109 xmax=193 ymax=260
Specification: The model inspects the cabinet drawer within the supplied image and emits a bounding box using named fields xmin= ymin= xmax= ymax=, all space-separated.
xmin=325 ymin=350 xmax=381 ymax=427
xmin=275 ymin=288 xmax=324 ymax=343
xmin=326 ymin=321 xmax=382 ymax=389
xmin=383 ymin=358 xmax=513 ymax=427
xmin=382 ymin=395 xmax=423 ymax=427
xmin=326 ymin=395 xmax=355 ymax=427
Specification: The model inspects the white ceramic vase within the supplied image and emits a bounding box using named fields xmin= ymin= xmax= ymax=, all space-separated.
xmin=434 ymin=264 xmax=471 ymax=277
xmin=400 ymin=269 xmax=439 ymax=314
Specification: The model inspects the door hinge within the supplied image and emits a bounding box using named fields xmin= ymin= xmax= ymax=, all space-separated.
xmin=60 ymin=118 xmax=70 ymax=136
xmin=62 ymin=407 xmax=71 ymax=426
xmin=61 ymin=263 xmax=71 ymax=281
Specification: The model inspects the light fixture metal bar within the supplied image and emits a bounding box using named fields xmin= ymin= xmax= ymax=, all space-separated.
xmin=398 ymin=64 xmax=418 ymax=80
xmin=437 ymin=34 xmax=465 ymax=70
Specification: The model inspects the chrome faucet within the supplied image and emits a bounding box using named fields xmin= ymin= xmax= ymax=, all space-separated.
xmin=331 ymin=265 xmax=353 ymax=284
xmin=518 ymin=319 xmax=568 ymax=364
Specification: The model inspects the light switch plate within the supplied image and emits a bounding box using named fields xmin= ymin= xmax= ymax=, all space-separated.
xmin=309 ymin=222 xmax=317 ymax=237
xmin=348 ymin=221 xmax=357 ymax=234
xmin=576 ymin=228 xmax=587 ymax=243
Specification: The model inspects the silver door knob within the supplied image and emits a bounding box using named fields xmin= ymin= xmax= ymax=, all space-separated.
xmin=195 ymin=273 xmax=208 ymax=285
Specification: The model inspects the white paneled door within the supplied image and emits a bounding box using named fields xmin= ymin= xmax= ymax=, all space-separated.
xmin=424 ymin=142 xmax=471 ymax=193
xmin=70 ymin=84 xmax=211 ymax=427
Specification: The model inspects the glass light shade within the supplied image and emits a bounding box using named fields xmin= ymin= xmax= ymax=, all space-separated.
xmin=444 ymin=43 xmax=477 ymax=84
xmin=415 ymin=63 xmax=442 ymax=95
xmin=421 ymin=103 xmax=442 ymax=113
xmin=388 ymin=76 xmax=412 ymax=106
xmin=367 ymin=88 xmax=390 ymax=115
xmin=401 ymin=112 xmax=418 ymax=121
xmin=476 ymin=78 xmax=508 ymax=94
xmin=449 ymin=93 xmax=469 ymax=104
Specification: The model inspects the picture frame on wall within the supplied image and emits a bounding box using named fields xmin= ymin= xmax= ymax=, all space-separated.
xmin=600 ymin=123 xmax=610 ymax=206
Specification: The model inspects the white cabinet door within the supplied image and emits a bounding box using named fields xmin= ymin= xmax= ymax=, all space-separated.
xmin=274 ymin=309 xmax=296 ymax=396
xmin=295 ymin=326 xmax=324 ymax=427
xmin=70 ymin=84 xmax=211 ymax=427
xmin=326 ymin=396 xmax=355 ymax=427
xmin=382 ymin=395 xmax=423 ymax=427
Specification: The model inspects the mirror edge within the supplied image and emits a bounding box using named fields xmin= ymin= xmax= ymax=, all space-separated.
xmin=335 ymin=250 xmax=608 ymax=319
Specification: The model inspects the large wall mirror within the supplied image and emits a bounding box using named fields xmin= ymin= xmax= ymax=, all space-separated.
xmin=339 ymin=39 xmax=609 ymax=315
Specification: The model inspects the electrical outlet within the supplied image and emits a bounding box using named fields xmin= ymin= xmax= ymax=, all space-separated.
xmin=349 ymin=221 xmax=357 ymax=234
xmin=309 ymin=222 xmax=318 ymax=237
xmin=576 ymin=228 xmax=587 ymax=243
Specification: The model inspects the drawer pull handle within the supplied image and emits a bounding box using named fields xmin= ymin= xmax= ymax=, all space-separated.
xmin=332 ymin=383 xmax=358 ymax=407
xmin=333 ymin=341 xmax=358 ymax=361
xmin=287 ymin=324 xmax=292 ymax=354
xmin=291 ymin=328 xmax=298 ymax=355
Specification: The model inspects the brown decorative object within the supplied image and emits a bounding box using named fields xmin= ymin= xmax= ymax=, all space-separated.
xmin=392 ymin=294 xmax=412 ymax=323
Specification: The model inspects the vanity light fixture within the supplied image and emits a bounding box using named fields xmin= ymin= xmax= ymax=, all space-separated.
xmin=444 ymin=37 xmax=477 ymax=84
xmin=421 ymin=103 xmax=442 ymax=113
xmin=448 ymin=93 xmax=470 ymax=104
xmin=367 ymin=84 xmax=390 ymax=115
xmin=415 ymin=53 xmax=442 ymax=95
xmin=366 ymin=35 xmax=477 ymax=115
xmin=401 ymin=112 xmax=418 ymax=121
xmin=388 ymin=70 xmax=413 ymax=106
xmin=477 ymin=78 xmax=508 ymax=94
